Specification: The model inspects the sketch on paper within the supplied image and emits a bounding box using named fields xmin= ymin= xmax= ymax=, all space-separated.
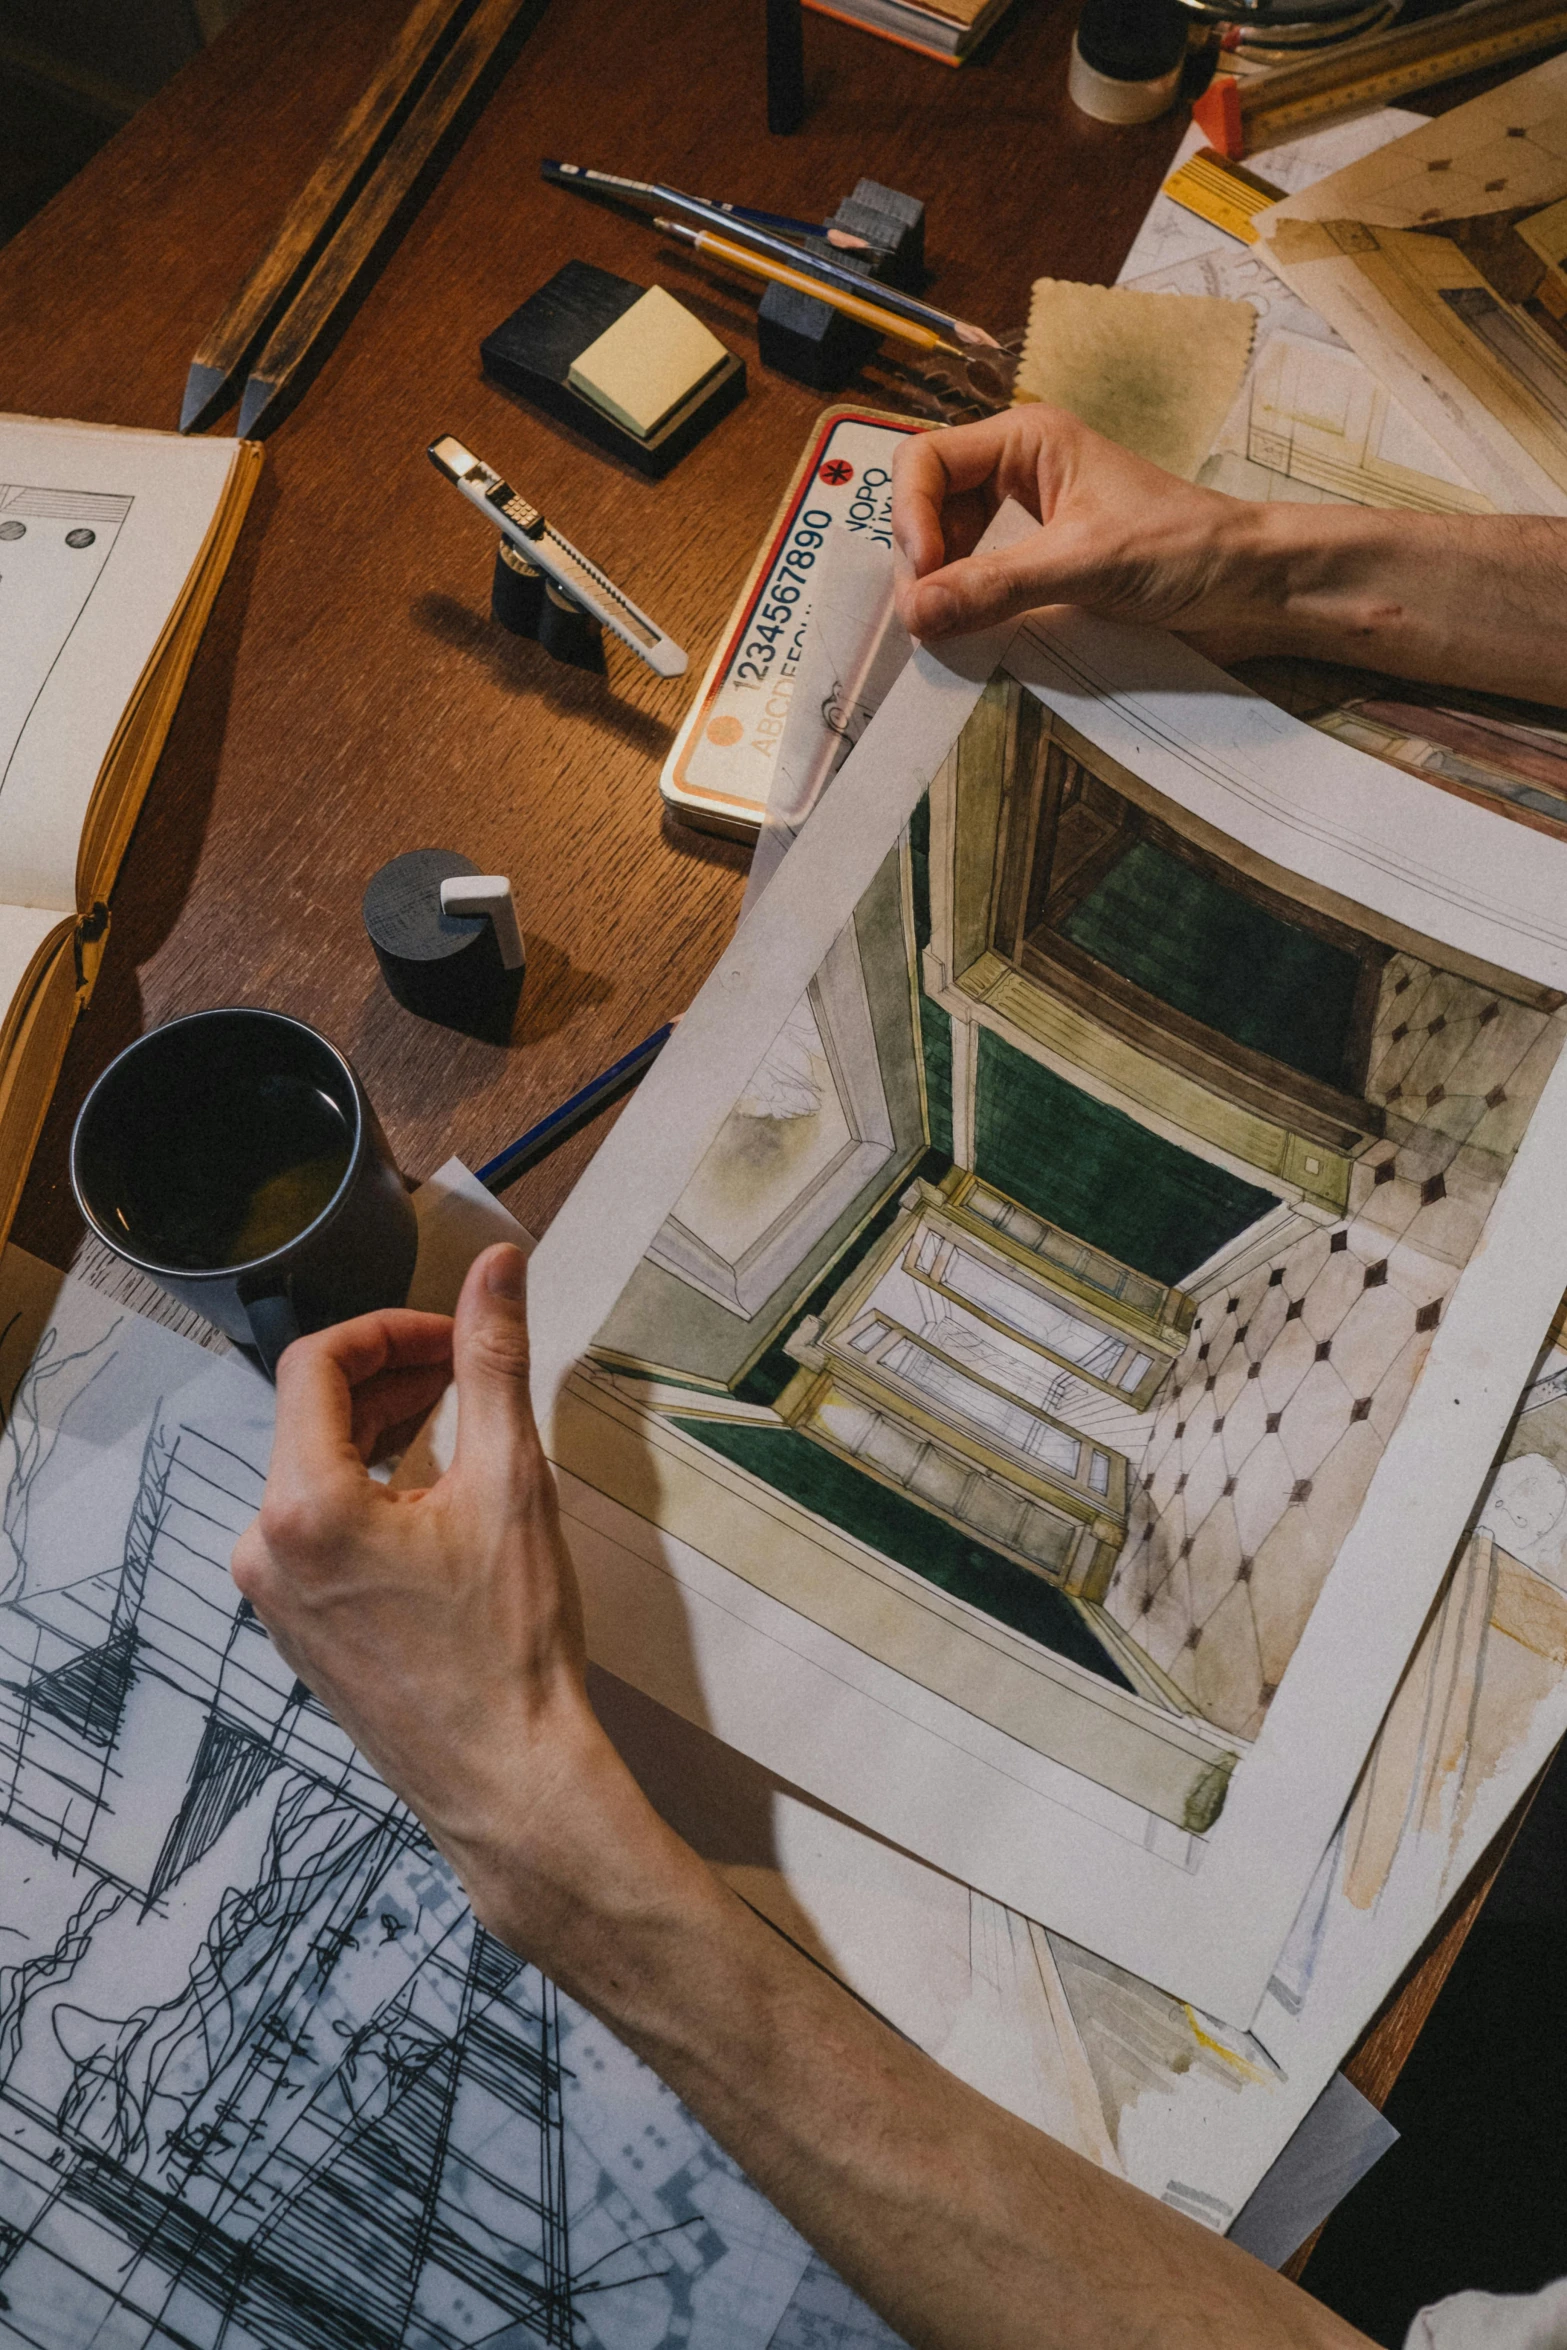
xmin=0 ymin=1270 xmax=903 ymax=2350
xmin=1258 ymin=53 xmax=1567 ymax=515
xmin=552 ymin=664 xmax=1567 ymax=1865
xmin=1117 ymin=115 xmax=1567 ymax=850
xmin=1119 ymin=114 xmax=1488 ymax=520
xmin=0 ymin=483 xmax=132 ymax=789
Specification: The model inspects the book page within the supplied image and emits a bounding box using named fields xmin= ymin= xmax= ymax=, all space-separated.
xmin=0 ymin=415 xmax=240 ymax=913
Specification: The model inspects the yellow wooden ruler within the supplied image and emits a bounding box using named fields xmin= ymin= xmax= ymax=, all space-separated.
xmin=1161 ymin=148 xmax=1285 ymax=244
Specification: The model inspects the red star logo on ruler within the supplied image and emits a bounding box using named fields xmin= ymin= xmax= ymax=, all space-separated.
xmin=818 ymin=458 xmax=854 ymax=486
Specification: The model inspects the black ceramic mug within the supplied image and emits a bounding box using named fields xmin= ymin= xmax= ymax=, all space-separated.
xmin=70 ymin=1007 xmax=420 ymax=1376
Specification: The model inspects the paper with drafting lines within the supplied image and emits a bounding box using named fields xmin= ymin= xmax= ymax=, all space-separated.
xmin=1121 ymin=116 xmax=1490 ymax=519
xmin=0 ymin=1255 xmax=916 ymax=2350
xmin=1257 ymin=52 xmax=1567 ymax=516
xmin=487 ymin=521 xmax=1567 ymax=2022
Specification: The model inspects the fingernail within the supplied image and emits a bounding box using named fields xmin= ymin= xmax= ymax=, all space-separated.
xmin=485 ymin=1244 xmax=526 ymax=1300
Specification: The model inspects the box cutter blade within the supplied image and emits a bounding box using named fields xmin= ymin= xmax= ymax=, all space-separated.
xmin=428 ymin=435 xmax=688 ymax=679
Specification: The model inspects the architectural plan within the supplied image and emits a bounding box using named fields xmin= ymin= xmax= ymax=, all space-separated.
xmin=492 ymin=548 xmax=1567 ymax=2022
xmin=1259 ymin=53 xmax=1567 ymax=515
xmin=1121 ymin=116 xmax=1489 ymax=519
xmin=0 ymin=1259 xmax=911 ymax=2350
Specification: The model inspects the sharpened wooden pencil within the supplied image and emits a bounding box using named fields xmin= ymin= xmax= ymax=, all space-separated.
xmin=657 ymin=220 xmax=968 ymax=356
xmin=180 ymin=0 xmax=477 ymax=433
xmin=236 ymin=0 xmax=535 ymax=438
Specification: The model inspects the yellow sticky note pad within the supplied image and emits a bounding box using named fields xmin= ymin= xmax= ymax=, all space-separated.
xmin=568 ymin=287 xmax=730 ymax=441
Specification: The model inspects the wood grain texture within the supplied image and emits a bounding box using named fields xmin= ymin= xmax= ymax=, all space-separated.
xmin=0 ymin=0 xmax=1186 ymax=1271
xmin=238 ymin=0 xmax=540 ymax=434
xmin=0 ymin=0 xmax=1525 ymax=2145
xmin=184 ymin=0 xmax=477 ymax=423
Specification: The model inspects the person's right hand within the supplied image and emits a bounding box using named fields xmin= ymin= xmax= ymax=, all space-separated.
xmin=891 ymin=404 xmax=1270 ymax=655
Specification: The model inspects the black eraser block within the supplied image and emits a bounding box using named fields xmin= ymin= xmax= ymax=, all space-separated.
xmin=829 ymin=197 xmax=922 ymax=292
xmin=850 ymin=178 xmax=925 ymax=276
xmin=364 ymin=849 xmax=524 ymax=1041
xmin=757 ymin=279 xmax=880 ymax=391
xmin=481 ymin=260 xmax=745 ymax=479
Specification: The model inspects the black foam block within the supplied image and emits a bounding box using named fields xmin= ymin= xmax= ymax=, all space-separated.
xmin=481 ymin=260 xmax=746 ymax=479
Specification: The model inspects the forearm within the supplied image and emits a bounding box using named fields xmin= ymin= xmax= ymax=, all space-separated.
xmin=462 ymin=1764 xmax=1373 ymax=2350
xmin=1194 ymin=502 xmax=1567 ymax=700
xmin=891 ymin=408 xmax=1567 ymax=702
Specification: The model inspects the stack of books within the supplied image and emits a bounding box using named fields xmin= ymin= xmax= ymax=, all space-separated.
xmin=803 ymin=0 xmax=1019 ymax=64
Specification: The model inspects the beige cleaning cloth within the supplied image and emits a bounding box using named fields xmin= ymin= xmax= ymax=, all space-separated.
xmin=568 ymin=285 xmax=730 ymax=441
xmin=1015 ymin=279 xmax=1255 ymax=480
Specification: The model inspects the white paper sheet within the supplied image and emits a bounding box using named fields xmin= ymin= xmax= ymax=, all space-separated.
xmin=430 ymin=496 xmax=1567 ymax=2021
xmin=0 ymin=414 xmax=239 ymax=910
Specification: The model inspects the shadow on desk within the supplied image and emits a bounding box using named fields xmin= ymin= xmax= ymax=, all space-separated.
xmin=411 ymin=590 xmax=677 ymax=763
xmin=1303 ymin=1736 xmax=1567 ymax=2343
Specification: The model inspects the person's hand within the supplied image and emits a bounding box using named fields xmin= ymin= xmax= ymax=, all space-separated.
xmin=230 ymin=1243 xmax=672 ymax=1968
xmin=891 ymin=404 xmax=1269 ymax=653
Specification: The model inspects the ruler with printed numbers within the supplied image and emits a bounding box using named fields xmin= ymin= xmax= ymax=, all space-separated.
xmin=1193 ymin=0 xmax=1567 ymax=158
xmin=1160 ymin=148 xmax=1286 ymax=244
xmin=662 ymin=405 xmax=926 ymax=838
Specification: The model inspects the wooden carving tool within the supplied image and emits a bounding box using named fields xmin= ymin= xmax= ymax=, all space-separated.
xmin=235 ymin=0 xmax=537 ymax=437
xmin=180 ymin=0 xmax=476 ymax=432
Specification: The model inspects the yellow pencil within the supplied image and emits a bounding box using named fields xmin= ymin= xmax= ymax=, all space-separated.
xmin=655 ymin=219 xmax=966 ymax=358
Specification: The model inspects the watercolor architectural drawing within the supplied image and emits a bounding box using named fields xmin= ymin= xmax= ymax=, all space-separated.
xmin=1020 ymin=1306 xmax=1567 ymax=2229
xmin=518 ymin=593 xmax=1567 ymax=2018
xmin=566 ymin=667 xmax=1564 ymax=1822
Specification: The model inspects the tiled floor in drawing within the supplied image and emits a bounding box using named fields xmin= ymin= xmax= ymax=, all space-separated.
xmin=1102 ymin=953 xmax=1567 ymax=1740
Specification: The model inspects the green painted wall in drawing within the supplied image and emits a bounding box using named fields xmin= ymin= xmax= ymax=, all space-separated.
xmin=973 ymin=1028 xmax=1273 ymax=1288
xmin=1061 ymin=839 xmax=1361 ymax=1086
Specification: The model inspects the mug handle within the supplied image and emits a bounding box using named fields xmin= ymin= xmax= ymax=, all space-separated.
xmin=243 ymin=1287 xmax=302 ymax=1379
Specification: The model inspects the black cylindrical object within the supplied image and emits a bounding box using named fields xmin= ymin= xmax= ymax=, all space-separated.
xmin=363 ymin=848 xmax=526 ymax=1038
xmin=492 ymin=539 xmax=545 ymax=635
xmin=535 ymin=580 xmax=605 ymax=671
xmin=1070 ymin=0 xmax=1189 ymax=121
xmin=767 ymin=0 xmax=806 ymax=133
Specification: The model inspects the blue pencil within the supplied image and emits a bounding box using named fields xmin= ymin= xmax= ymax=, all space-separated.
xmin=476 ymin=1020 xmax=678 ymax=1193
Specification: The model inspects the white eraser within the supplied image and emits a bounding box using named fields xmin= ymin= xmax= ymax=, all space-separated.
xmin=440 ymin=875 xmax=525 ymax=970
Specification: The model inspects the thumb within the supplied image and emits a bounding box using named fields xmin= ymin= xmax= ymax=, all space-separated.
xmin=902 ymin=536 xmax=1071 ymax=640
xmin=450 ymin=1243 xmax=540 ymax=1500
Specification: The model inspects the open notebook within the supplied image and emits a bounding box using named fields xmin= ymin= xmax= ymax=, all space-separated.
xmin=0 ymin=413 xmax=261 ymax=1241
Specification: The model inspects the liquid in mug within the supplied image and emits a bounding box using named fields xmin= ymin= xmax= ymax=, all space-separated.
xmin=117 ymin=1074 xmax=354 ymax=1271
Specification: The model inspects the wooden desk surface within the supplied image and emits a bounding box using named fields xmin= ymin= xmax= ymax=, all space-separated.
xmin=0 ymin=0 xmax=1506 ymax=2171
xmin=0 ymin=0 xmax=1186 ymax=1260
